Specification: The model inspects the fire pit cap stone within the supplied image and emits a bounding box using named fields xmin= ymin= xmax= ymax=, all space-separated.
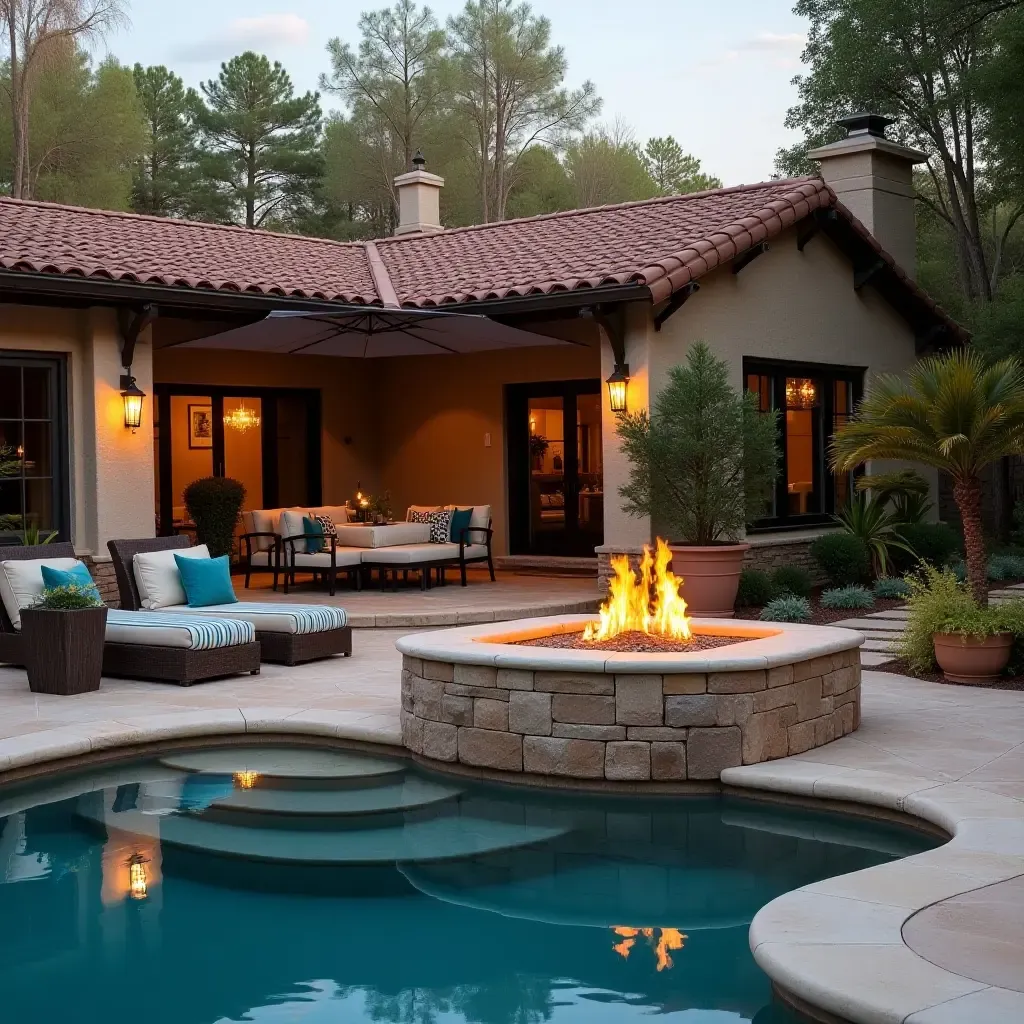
xmin=395 ymin=615 xmax=864 ymax=674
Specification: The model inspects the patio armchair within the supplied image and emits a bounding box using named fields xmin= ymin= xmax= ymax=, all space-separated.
xmin=0 ymin=542 xmax=261 ymax=685
xmin=107 ymin=535 xmax=352 ymax=666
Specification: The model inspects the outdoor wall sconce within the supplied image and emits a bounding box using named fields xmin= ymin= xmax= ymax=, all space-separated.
xmin=128 ymin=854 xmax=149 ymax=901
xmin=120 ymin=375 xmax=146 ymax=432
xmin=606 ymin=364 xmax=630 ymax=414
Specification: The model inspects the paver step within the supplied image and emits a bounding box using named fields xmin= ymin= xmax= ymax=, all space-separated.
xmin=158 ymin=747 xmax=406 ymax=789
xmin=831 ymin=618 xmax=905 ymax=631
xmin=860 ymin=652 xmax=895 ymax=667
xmin=77 ymin=798 xmax=568 ymax=865
xmin=861 ymin=639 xmax=899 ymax=652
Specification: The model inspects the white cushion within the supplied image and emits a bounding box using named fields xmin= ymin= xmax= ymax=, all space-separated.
xmin=307 ymin=506 xmax=350 ymax=525
xmin=279 ymin=510 xmax=314 ymax=542
xmin=248 ymin=551 xmax=273 ymax=567
xmin=105 ymin=609 xmax=254 ymax=650
xmin=287 ymin=549 xmax=364 ymax=569
xmin=362 ymin=543 xmax=460 ymax=564
xmin=447 ymin=504 xmax=492 ymax=530
xmin=162 ymin=602 xmax=347 ymax=635
xmin=244 ymin=508 xmax=301 ymax=552
xmin=0 ymin=557 xmax=80 ymax=630
xmin=132 ymin=545 xmax=210 ymax=610
xmin=406 ymin=505 xmax=441 ymax=521
xmin=334 ymin=523 xmax=430 ymax=548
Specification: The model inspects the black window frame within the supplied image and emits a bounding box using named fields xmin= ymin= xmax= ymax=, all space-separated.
xmin=744 ymin=357 xmax=865 ymax=532
xmin=0 ymin=351 xmax=71 ymax=542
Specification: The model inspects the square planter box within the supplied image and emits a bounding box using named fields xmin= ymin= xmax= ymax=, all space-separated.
xmin=21 ymin=606 xmax=108 ymax=695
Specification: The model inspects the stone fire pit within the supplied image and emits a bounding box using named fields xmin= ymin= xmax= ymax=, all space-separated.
xmin=397 ymin=616 xmax=863 ymax=783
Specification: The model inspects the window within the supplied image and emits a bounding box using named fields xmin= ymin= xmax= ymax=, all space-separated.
xmin=0 ymin=354 xmax=68 ymax=542
xmin=744 ymin=359 xmax=863 ymax=530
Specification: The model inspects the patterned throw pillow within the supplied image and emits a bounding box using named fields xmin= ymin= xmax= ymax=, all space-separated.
xmin=314 ymin=514 xmax=336 ymax=540
xmin=412 ymin=508 xmax=452 ymax=544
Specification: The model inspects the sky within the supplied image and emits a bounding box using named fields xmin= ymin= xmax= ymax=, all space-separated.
xmin=97 ymin=0 xmax=810 ymax=186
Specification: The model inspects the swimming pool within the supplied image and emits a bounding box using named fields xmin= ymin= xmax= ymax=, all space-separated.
xmin=0 ymin=745 xmax=937 ymax=1024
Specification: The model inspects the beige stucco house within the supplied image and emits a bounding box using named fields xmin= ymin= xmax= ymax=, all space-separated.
xmin=0 ymin=115 xmax=962 ymax=595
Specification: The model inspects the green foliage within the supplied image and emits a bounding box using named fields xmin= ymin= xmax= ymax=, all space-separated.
xmin=642 ymin=136 xmax=721 ymax=196
xmin=32 ymin=584 xmax=103 ymax=611
xmin=810 ymin=532 xmax=871 ymax=587
xmin=898 ymin=566 xmax=978 ymax=672
xmin=735 ymin=568 xmax=773 ymax=608
xmin=193 ymin=52 xmax=322 ymax=228
xmin=505 ymin=145 xmax=574 ymax=218
xmin=874 ymin=576 xmax=911 ymax=599
xmin=820 ymin=585 xmax=875 ymax=610
xmin=564 ymin=127 xmax=657 ymax=208
xmin=856 ymin=469 xmax=933 ymax=525
xmin=892 ymin=521 xmax=962 ymax=571
xmin=760 ymin=595 xmax=812 ymax=623
xmin=616 ymin=342 xmax=780 ymax=544
xmin=771 ymin=565 xmax=813 ymax=599
xmin=835 ymin=493 xmax=914 ymax=578
xmin=22 ymin=524 xmax=57 ymax=546
xmin=987 ymin=553 xmax=1024 ymax=581
xmin=183 ymin=477 xmax=246 ymax=558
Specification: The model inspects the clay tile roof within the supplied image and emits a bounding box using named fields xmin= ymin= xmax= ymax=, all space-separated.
xmin=0 ymin=197 xmax=378 ymax=303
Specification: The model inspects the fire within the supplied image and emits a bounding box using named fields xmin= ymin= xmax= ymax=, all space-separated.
xmin=611 ymin=927 xmax=687 ymax=971
xmin=584 ymin=539 xmax=691 ymax=643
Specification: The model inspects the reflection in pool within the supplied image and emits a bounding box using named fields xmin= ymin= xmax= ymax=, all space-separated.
xmin=0 ymin=746 xmax=937 ymax=1024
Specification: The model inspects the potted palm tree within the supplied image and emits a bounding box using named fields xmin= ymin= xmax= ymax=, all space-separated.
xmin=616 ymin=342 xmax=779 ymax=616
xmin=833 ymin=350 xmax=1024 ymax=677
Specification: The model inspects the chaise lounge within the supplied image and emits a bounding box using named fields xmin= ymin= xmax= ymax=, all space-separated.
xmin=108 ymin=536 xmax=352 ymax=665
xmin=0 ymin=543 xmax=261 ymax=685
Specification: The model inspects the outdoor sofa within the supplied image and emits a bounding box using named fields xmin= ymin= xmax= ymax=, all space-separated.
xmin=108 ymin=536 xmax=352 ymax=665
xmin=240 ymin=504 xmax=495 ymax=593
xmin=0 ymin=543 xmax=261 ymax=685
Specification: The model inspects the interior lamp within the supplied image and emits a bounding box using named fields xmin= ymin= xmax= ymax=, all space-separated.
xmin=606 ymin=364 xmax=630 ymax=414
xmin=119 ymin=374 xmax=146 ymax=432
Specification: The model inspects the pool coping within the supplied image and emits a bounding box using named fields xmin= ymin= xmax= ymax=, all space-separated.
xmin=725 ymin=759 xmax=1024 ymax=1023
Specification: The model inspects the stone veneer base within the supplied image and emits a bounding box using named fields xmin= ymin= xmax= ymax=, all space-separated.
xmin=396 ymin=616 xmax=863 ymax=782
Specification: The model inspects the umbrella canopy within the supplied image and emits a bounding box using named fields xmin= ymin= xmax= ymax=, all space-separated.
xmin=170 ymin=306 xmax=574 ymax=358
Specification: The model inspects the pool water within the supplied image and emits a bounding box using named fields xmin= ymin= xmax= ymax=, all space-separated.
xmin=0 ymin=746 xmax=937 ymax=1024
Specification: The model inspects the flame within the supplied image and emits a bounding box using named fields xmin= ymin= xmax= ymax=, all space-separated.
xmin=612 ymin=926 xmax=687 ymax=971
xmin=234 ymin=771 xmax=260 ymax=789
xmin=584 ymin=539 xmax=691 ymax=643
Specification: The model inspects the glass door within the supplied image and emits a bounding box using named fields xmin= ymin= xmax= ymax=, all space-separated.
xmin=508 ymin=380 xmax=604 ymax=556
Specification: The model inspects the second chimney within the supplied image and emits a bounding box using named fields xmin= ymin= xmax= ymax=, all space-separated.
xmin=393 ymin=151 xmax=445 ymax=236
xmin=808 ymin=114 xmax=926 ymax=278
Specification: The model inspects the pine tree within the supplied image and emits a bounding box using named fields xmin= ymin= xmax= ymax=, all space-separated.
xmin=642 ymin=136 xmax=721 ymax=196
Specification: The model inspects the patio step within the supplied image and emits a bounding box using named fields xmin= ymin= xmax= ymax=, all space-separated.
xmin=158 ymin=747 xmax=406 ymax=789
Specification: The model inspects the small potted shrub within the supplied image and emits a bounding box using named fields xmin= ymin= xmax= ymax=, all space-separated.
xmin=184 ymin=477 xmax=246 ymax=558
xmin=21 ymin=584 xmax=107 ymax=695
xmin=900 ymin=567 xmax=1014 ymax=684
xmin=617 ymin=342 xmax=779 ymax=616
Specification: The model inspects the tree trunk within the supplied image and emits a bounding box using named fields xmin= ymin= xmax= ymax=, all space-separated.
xmin=954 ymin=476 xmax=988 ymax=606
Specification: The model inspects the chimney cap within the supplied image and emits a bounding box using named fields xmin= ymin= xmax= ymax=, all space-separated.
xmin=412 ymin=150 xmax=426 ymax=169
xmin=837 ymin=112 xmax=895 ymax=140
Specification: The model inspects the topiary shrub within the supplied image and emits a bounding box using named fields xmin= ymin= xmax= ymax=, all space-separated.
xmin=809 ymin=532 xmax=871 ymax=587
xmin=183 ymin=477 xmax=246 ymax=558
xmin=820 ymin=585 xmax=874 ymax=610
xmin=891 ymin=522 xmax=962 ymax=572
xmin=33 ymin=583 xmax=103 ymax=610
xmin=770 ymin=565 xmax=812 ymax=599
xmin=735 ymin=568 xmax=773 ymax=608
xmin=759 ymin=595 xmax=812 ymax=622
xmin=874 ymin=576 xmax=911 ymax=600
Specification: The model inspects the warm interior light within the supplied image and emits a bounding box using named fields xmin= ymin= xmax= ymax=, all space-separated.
xmin=15 ymin=445 xmax=24 ymax=459
xmin=611 ymin=927 xmax=687 ymax=971
xmin=120 ymin=376 xmax=146 ymax=432
xmin=606 ymin=364 xmax=630 ymax=414
xmin=223 ymin=402 xmax=261 ymax=433
xmin=234 ymin=770 xmax=260 ymax=789
xmin=584 ymin=538 xmax=691 ymax=643
xmin=785 ymin=377 xmax=818 ymax=409
xmin=128 ymin=854 xmax=148 ymax=900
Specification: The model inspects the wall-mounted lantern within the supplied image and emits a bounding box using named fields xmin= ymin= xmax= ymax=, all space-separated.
xmin=606 ymin=364 xmax=630 ymax=414
xmin=120 ymin=375 xmax=146 ymax=432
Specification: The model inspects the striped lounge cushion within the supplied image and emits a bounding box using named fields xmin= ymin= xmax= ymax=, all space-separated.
xmin=105 ymin=611 xmax=255 ymax=651
xmin=167 ymin=602 xmax=347 ymax=635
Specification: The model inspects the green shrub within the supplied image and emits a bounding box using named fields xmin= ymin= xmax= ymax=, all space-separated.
xmin=987 ymin=553 xmax=1024 ymax=581
xmin=735 ymin=568 xmax=773 ymax=608
xmin=820 ymin=585 xmax=874 ymax=610
xmin=810 ymin=532 xmax=871 ymax=587
xmin=183 ymin=477 xmax=246 ymax=558
xmin=892 ymin=522 xmax=962 ymax=572
xmin=874 ymin=576 xmax=911 ymax=600
xmin=32 ymin=584 xmax=103 ymax=610
xmin=897 ymin=567 xmax=978 ymax=673
xmin=770 ymin=565 xmax=812 ymax=599
xmin=759 ymin=595 xmax=812 ymax=622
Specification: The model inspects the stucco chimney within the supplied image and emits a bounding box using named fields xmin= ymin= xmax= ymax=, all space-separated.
xmin=393 ymin=151 xmax=445 ymax=236
xmin=808 ymin=113 xmax=926 ymax=277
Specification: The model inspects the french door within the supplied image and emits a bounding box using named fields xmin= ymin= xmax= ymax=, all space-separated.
xmin=507 ymin=380 xmax=604 ymax=556
xmin=154 ymin=385 xmax=321 ymax=536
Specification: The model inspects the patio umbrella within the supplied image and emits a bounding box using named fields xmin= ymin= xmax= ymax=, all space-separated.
xmin=170 ymin=306 xmax=575 ymax=358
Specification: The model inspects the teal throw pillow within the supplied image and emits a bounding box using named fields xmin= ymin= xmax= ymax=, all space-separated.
xmin=174 ymin=553 xmax=237 ymax=608
xmin=41 ymin=561 xmax=101 ymax=602
xmin=449 ymin=507 xmax=473 ymax=543
xmin=304 ymin=516 xmax=324 ymax=554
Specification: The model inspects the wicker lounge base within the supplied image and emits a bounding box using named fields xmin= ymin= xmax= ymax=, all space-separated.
xmin=257 ymin=625 xmax=352 ymax=665
xmin=102 ymin=640 xmax=261 ymax=686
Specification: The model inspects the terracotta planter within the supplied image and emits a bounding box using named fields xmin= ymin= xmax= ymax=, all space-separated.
xmin=669 ymin=543 xmax=750 ymax=618
xmin=21 ymin=606 xmax=107 ymax=695
xmin=932 ymin=631 xmax=1013 ymax=685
